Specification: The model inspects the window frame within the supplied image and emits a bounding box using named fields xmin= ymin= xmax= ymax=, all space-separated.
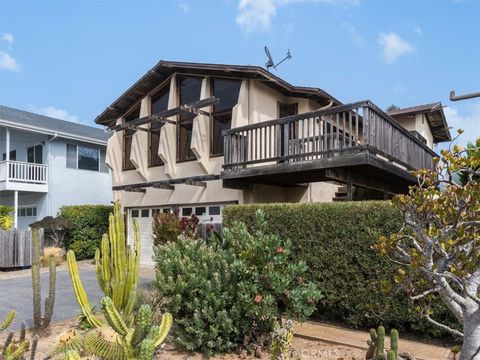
xmin=27 ymin=144 xmax=43 ymax=164
xmin=123 ymin=105 xmax=140 ymax=171
xmin=176 ymin=76 xmax=202 ymax=163
xmin=66 ymin=144 xmax=106 ymax=172
xmin=209 ymin=77 xmax=242 ymax=157
xmin=148 ymin=86 xmax=170 ymax=167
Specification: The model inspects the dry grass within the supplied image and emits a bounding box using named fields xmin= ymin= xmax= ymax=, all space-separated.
xmin=40 ymin=247 xmax=64 ymax=267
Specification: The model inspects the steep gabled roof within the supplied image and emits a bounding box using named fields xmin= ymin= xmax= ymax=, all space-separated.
xmin=0 ymin=105 xmax=110 ymax=145
xmin=95 ymin=60 xmax=342 ymax=126
xmin=387 ymin=102 xmax=451 ymax=143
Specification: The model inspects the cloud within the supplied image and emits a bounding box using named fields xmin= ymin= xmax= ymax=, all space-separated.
xmin=442 ymin=100 xmax=480 ymax=148
xmin=1 ymin=33 xmax=14 ymax=45
xmin=236 ymin=0 xmax=360 ymax=33
xmin=341 ymin=22 xmax=365 ymax=46
xmin=0 ymin=51 xmax=20 ymax=71
xmin=178 ymin=2 xmax=190 ymax=13
xmin=29 ymin=106 xmax=82 ymax=123
xmin=378 ymin=32 xmax=414 ymax=64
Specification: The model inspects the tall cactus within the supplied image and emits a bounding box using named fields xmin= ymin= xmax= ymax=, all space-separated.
xmin=31 ymin=228 xmax=56 ymax=333
xmin=1 ymin=321 xmax=38 ymax=360
xmin=68 ymin=201 xmax=140 ymax=327
xmin=376 ymin=326 xmax=385 ymax=360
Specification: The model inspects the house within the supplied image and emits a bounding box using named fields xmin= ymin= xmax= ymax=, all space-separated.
xmin=94 ymin=60 xmax=451 ymax=265
xmin=0 ymin=105 xmax=112 ymax=229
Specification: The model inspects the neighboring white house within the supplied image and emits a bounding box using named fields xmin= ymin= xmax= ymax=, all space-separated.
xmin=0 ymin=105 xmax=112 ymax=229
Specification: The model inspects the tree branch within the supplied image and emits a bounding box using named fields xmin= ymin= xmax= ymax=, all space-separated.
xmin=411 ymin=286 xmax=440 ymax=300
xmin=423 ymin=313 xmax=463 ymax=338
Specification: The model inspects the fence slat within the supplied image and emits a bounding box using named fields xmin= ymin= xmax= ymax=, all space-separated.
xmin=0 ymin=228 xmax=44 ymax=268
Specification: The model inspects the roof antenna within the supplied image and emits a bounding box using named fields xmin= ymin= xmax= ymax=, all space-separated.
xmin=264 ymin=46 xmax=292 ymax=70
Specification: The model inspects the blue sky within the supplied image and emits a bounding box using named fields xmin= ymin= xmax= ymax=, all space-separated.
xmin=1 ymin=0 xmax=479 ymax=147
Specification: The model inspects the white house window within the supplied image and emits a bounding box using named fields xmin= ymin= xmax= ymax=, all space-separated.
xmin=27 ymin=145 xmax=43 ymax=164
xmin=19 ymin=206 xmax=37 ymax=217
xmin=66 ymin=144 xmax=108 ymax=172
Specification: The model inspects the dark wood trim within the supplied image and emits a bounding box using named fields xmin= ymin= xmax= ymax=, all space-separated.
xmin=112 ymin=174 xmax=220 ymax=191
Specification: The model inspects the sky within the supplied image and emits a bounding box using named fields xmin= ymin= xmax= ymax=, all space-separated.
xmin=0 ymin=0 xmax=479 ymax=149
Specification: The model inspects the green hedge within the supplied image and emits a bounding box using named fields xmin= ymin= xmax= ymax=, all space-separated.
xmin=223 ymin=201 xmax=456 ymax=339
xmin=58 ymin=205 xmax=113 ymax=260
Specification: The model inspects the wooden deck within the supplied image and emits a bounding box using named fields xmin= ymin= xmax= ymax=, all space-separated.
xmin=222 ymin=100 xmax=437 ymax=195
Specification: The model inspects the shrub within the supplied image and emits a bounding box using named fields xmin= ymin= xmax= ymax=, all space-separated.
xmin=155 ymin=237 xmax=240 ymax=355
xmin=223 ymin=202 xmax=455 ymax=339
xmin=0 ymin=205 xmax=13 ymax=230
xmin=58 ymin=205 xmax=112 ymax=260
xmin=152 ymin=212 xmax=200 ymax=246
xmin=152 ymin=212 xmax=181 ymax=246
xmin=154 ymin=210 xmax=321 ymax=355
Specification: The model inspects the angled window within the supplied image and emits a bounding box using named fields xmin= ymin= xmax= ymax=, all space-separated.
xmin=123 ymin=105 xmax=140 ymax=170
xmin=210 ymin=78 xmax=241 ymax=156
xmin=149 ymin=86 xmax=169 ymax=167
xmin=177 ymin=76 xmax=202 ymax=162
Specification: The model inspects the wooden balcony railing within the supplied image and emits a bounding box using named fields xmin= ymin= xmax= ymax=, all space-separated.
xmin=223 ymin=100 xmax=437 ymax=173
xmin=0 ymin=161 xmax=48 ymax=184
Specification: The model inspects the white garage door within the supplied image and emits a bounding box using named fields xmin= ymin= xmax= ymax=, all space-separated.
xmin=128 ymin=209 xmax=155 ymax=266
xmin=128 ymin=204 xmax=229 ymax=265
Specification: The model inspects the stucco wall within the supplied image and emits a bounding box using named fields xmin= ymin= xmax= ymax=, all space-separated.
xmin=48 ymin=138 xmax=112 ymax=214
xmin=394 ymin=114 xmax=434 ymax=149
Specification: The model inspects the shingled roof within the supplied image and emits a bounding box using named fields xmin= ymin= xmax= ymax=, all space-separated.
xmin=95 ymin=60 xmax=342 ymax=126
xmin=0 ymin=105 xmax=110 ymax=145
xmin=387 ymin=102 xmax=451 ymax=143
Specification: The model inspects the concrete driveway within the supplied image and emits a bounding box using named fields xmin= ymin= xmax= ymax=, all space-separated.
xmin=0 ymin=268 xmax=152 ymax=330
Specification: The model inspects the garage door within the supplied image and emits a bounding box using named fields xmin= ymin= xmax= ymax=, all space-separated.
xmin=128 ymin=209 xmax=154 ymax=266
xmin=128 ymin=204 xmax=229 ymax=265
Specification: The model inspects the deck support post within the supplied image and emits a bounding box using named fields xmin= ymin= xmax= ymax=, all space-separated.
xmin=346 ymin=181 xmax=353 ymax=201
xmin=13 ymin=190 xmax=18 ymax=229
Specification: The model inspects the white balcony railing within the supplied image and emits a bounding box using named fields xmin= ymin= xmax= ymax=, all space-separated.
xmin=0 ymin=160 xmax=48 ymax=185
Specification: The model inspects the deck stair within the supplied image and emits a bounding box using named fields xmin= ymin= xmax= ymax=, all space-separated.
xmin=332 ymin=186 xmax=350 ymax=202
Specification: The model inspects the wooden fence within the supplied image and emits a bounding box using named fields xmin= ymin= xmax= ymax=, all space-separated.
xmin=0 ymin=229 xmax=44 ymax=268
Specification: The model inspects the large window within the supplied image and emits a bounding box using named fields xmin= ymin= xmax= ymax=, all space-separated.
xmin=66 ymin=144 xmax=108 ymax=172
xmin=177 ymin=76 xmax=202 ymax=162
xmin=210 ymin=78 xmax=241 ymax=156
xmin=149 ymin=86 xmax=169 ymax=167
xmin=27 ymin=145 xmax=43 ymax=164
xmin=123 ymin=106 xmax=140 ymax=170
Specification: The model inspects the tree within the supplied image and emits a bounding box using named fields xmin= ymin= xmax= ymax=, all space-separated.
xmin=30 ymin=216 xmax=72 ymax=247
xmin=378 ymin=132 xmax=480 ymax=360
xmin=386 ymin=104 xmax=400 ymax=112
xmin=459 ymin=139 xmax=480 ymax=186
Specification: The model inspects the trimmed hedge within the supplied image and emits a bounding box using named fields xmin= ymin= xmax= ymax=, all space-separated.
xmin=223 ymin=201 xmax=456 ymax=338
xmin=58 ymin=205 xmax=113 ymax=260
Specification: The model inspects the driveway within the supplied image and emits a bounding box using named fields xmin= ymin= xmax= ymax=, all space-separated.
xmin=0 ymin=268 xmax=153 ymax=330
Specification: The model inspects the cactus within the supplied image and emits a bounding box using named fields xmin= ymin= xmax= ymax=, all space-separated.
xmin=390 ymin=329 xmax=398 ymax=359
xmin=138 ymin=339 xmax=154 ymax=360
xmin=84 ymin=327 xmax=126 ymax=360
xmin=365 ymin=327 xmax=401 ymax=360
xmin=376 ymin=326 xmax=385 ymax=360
xmin=50 ymin=330 xmax=84 ymax=357
xmin=31 ymin=227 xmax=56 ymax=333
xmin=1 ymin=323 xmax=38 ymax=360
xmin=68 ymin=202 xmax=141 ymax=327
xmin=67 ymin=251 xmax=102 ymax=328
xmin=85 ymin=296 xmax=172 ymax=360
xmin=0 ymin=311 xmax=15 ymax=331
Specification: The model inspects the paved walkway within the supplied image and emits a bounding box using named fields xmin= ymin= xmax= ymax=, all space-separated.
xmin=294 ymin=321 xmax=452 ymax=360
xmin=0 ymin=268 xmax=153 ymax=330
